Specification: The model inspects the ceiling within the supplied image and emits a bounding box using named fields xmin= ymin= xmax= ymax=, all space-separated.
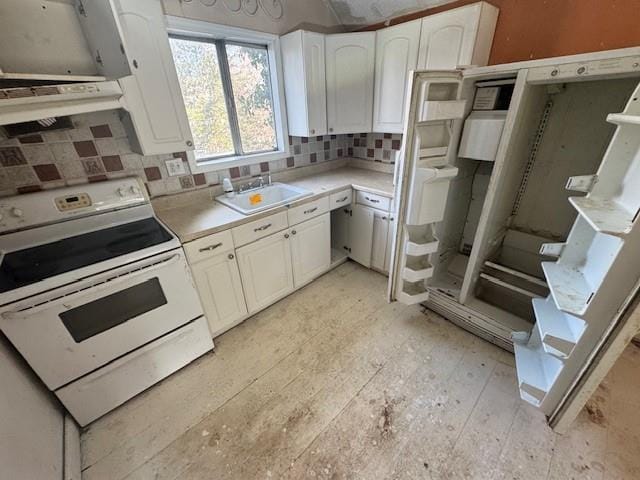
xmin=325 ymin=0 xmax=459 ymax=28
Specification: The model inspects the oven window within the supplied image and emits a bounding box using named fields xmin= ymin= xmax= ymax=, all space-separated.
xmin=60 ymin=277 xmax=167 ymax=342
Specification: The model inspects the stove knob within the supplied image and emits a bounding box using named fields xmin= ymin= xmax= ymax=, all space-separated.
xmin=11 ymin=208 xmax=23 ymax=218
xmin=118 ymin=187 xmax=127 ymax=197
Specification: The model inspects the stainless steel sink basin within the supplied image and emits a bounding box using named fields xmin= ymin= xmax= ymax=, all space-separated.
xmin=215 ymin=182 xmax=312 ymax=215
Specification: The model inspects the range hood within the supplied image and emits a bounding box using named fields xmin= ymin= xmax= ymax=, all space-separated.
xmin=0 ymin=70 xmax=123 ymax=126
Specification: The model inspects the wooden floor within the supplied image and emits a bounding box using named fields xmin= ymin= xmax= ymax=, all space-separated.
xmin=81 ymin=262 xmax=640 ymax=480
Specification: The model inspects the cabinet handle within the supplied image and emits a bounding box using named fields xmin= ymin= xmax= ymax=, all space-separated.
xmin=329 ymin=128 xmax=334 ymax=132
xmin=382 ymin=216 xmax=387 ymax=220
xmin=186 ymin=140 xmax=193 ymax=147
xmin=199 ymin=242 xmax=222 ymax=252
xmin=254 ymin=223 xmax=272 ymax=232
xmin=337 ymin=196 xmax=348 ymax=202
xmin=228 ymin=253 xmax=235 ymax=260
xmin=284 ymin=233 xmax=290 ymax=239
xmin=304 ymin=207 xmax=318 ymax=215
xmin=310 ymin=129 xmax=315 ymax=134
xmin=365 ymin=197 xmax=380 ymax=203
xmin=292 ymin=230 xmax=297 ymax=235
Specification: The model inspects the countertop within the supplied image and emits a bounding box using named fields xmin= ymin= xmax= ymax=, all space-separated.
xmin=155 ymin=166 xmax=395 ymax=243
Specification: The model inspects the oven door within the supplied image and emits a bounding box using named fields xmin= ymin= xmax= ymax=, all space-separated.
xmin=0 ymin=248 xmax=204 ymax=390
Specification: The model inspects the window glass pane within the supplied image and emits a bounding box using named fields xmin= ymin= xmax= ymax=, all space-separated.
xmin=170 ymin=37 xmax=234 ymax=159
xmin=226 ymin=44 xmax=277 ymax=154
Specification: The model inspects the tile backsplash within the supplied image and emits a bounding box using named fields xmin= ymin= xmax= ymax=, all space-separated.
xmin=0 ymin=110 xmax=402 ymax=199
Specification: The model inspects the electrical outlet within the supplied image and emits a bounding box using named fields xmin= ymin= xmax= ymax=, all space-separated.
xmin=165 ymin=158 xmax=186 ymax=176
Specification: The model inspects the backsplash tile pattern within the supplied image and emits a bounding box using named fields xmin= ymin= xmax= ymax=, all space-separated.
xmin=0 ymin=111 xmax=354 ymax=198
xmin=345 ymin=132 xmax=403 ymax=163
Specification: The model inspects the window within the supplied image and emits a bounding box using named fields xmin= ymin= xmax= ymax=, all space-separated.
xmin=166 ymin=20 xmax=286 ymax=168
xmin=170 ymin=36 xmax=277 ymax=161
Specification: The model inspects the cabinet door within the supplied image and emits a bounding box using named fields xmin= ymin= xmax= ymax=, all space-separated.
xmin=373 ymin=20 xmax=422 ymax=134
xmin=191 ymin=251 xmax=247 ymax=337
xmin=237 ymin=231 xmax=294 ymax=314
xmin=281 ymin=30 xmax=327 ymax=137
xmin=290 ymin=213 xmax=331 ymax=288
xmin=417 ymin=3 xmax=497 ymax=70
xmin=349 ymin=204 xmax=375 ymax=268
xmin=116 ymin=0 xmax=194 ymax=155
xmin=371 ymin=210 xmax=390 ymax=273
xmin=326 ymin=32 xmax=375 ymax=134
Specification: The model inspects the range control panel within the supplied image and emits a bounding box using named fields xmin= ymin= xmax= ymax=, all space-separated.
xmin=0 ymin=178 xmax=147 ymax=234
xmin=55 ymin=193 xmax=92 ymax=212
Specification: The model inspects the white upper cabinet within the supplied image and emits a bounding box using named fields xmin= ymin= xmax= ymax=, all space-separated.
xmin=116 ymin=0 xmax=194 ymax=155
xmin=326 ymin=32 xmax=375 ymax=134
xmin=417 ymin=2 xmax=498 ymax=70
xmin=77 ymin=0 xmax=194 ymax=156
xmin=373 ymin=20 xmax=422 ymax=133
xmin=281 ymin=31 xmax=327 ymax=137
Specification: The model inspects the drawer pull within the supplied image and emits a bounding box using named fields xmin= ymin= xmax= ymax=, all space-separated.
xmin=365 ymin=197 xmax=380 ymax=203
xmin=304 ymin=207 xmax=318 ymax=214
xmin=228 ymin=253 xmax=234 ymax=260
xmin=199 ymin=242 xmax=223 ymax=252
xmin=254 ymin=223 xmax=272 ymax=232
xmin=337 ymin=196 xmax=349 ymax=202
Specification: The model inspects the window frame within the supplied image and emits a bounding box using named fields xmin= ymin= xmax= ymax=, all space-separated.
xmin=165 ymin=17 xmax=290 ymax=173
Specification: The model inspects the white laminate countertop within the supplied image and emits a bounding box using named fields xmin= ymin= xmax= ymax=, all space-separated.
xmin=155 ymin=167 xmax=395 ymax=243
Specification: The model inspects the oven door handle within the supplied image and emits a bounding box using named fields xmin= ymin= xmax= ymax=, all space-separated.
xmin=1 ymin=254 xmax=182 ymax=321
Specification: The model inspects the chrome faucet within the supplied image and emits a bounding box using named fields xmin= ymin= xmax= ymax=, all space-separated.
xmin=239 ymin=176 xmax=265 ymax=193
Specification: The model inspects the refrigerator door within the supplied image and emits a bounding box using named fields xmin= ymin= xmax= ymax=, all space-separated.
xmin=387 ymin=70 xmax=466 ymax=305
xmin=513 ymin=80 xmax=640 ymax=419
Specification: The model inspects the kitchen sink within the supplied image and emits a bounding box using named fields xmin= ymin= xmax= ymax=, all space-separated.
xmin=215 ymin=182 xmax=312 ymax=215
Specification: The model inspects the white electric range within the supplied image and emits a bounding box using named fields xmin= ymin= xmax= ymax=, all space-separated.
xmin=0 ymin=178 xmax=213 ymax=426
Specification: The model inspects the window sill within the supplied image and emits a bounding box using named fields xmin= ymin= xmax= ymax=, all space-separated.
xmin=188 ymin=149 xmax=289 ymax=173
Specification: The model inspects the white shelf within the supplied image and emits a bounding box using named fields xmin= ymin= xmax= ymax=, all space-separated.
xmin=397 ymin=281 xmax=430 ymax=305
xmin=416 ymin=123 xmax=450 ymax=158
xmin=420 ymin=100 xmax=466 ymax=122
xmin=479 ymin=273 xmax=542 ymax=299
xmin=607 ymin=113 xmax=640 ymax=126
xmin=513 ymin=338 xmax=564 ymax=406
xmin=403 ymin=256 xmax=434 ymax=282
xmin=569 ymin=196 xmax=637 ymax=236
xmin=419 ymin=146 xmax=448 ymax=158
xmin=405 ymin=226 xmax=439 ymax=256
xmin=541 ymin=262 xmax=593 ymax=317
xmin=542 ymin=217 xmax=624 ymax=316
xmin=533 ymin=297 xmax=586 ymax=359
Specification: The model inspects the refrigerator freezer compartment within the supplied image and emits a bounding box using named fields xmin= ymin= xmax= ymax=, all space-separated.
xmin=533 ymin=296 xmax=586 ymax=359
xmin=458 ymin=110 xmax=507 ymax=162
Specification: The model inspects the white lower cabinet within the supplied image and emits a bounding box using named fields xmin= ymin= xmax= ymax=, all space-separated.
xmin=371 ymin=210 xmax=391 ymax=273
xmin=290 ymin=213 xmax=331 ymax=288
xmin=349 ymin=204 xmax=375 ymax=268
xmin=191 ymin=250 xmax=248 ymax=337
xmin=237 ymin=230 xmax=295 ymax=315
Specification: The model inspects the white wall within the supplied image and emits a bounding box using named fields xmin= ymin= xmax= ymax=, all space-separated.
xmin=0 ymin=336 xmax=64 ymax=479
xmin=162 ymin=0 xmax=345 ymax=35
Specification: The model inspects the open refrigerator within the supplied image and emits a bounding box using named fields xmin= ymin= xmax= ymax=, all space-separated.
xmin=387 ymin=48 xmax=640 ymax=428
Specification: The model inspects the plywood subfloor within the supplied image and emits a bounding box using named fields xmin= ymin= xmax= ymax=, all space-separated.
xmin=81 ymin=262 xmax=640 ymax=479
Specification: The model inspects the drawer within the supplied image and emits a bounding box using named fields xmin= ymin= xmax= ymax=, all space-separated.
xmin=356 ymin=190 xmax=391 ymax=211
xmin=232 ymin=211 xmax=288 ymax=247
xmin=288 ymin=196 xmax=329 ymax=226
xmin=184 ymin=229 xmax=234 ymax=264
xmin=56 ymin=317 xmax=213 ymax=426
xmin=329 ymin=189 xmax=352 ymax=210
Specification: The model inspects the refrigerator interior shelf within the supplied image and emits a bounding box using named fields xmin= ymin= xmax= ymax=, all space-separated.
xmin=397 ymin=281 xmax=430 ymax=305
xmin=569 ymin=196 xmax=638 ymax=236
xmin=403 ymin=256 xmax=434 ymax=282
xmin=513 ymin=337 xmax=564 ymax=407
xmin=533 ymin=296 xmax=586 ymax=359
xmin=419 ymin=100 xmax=466 ymax=122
